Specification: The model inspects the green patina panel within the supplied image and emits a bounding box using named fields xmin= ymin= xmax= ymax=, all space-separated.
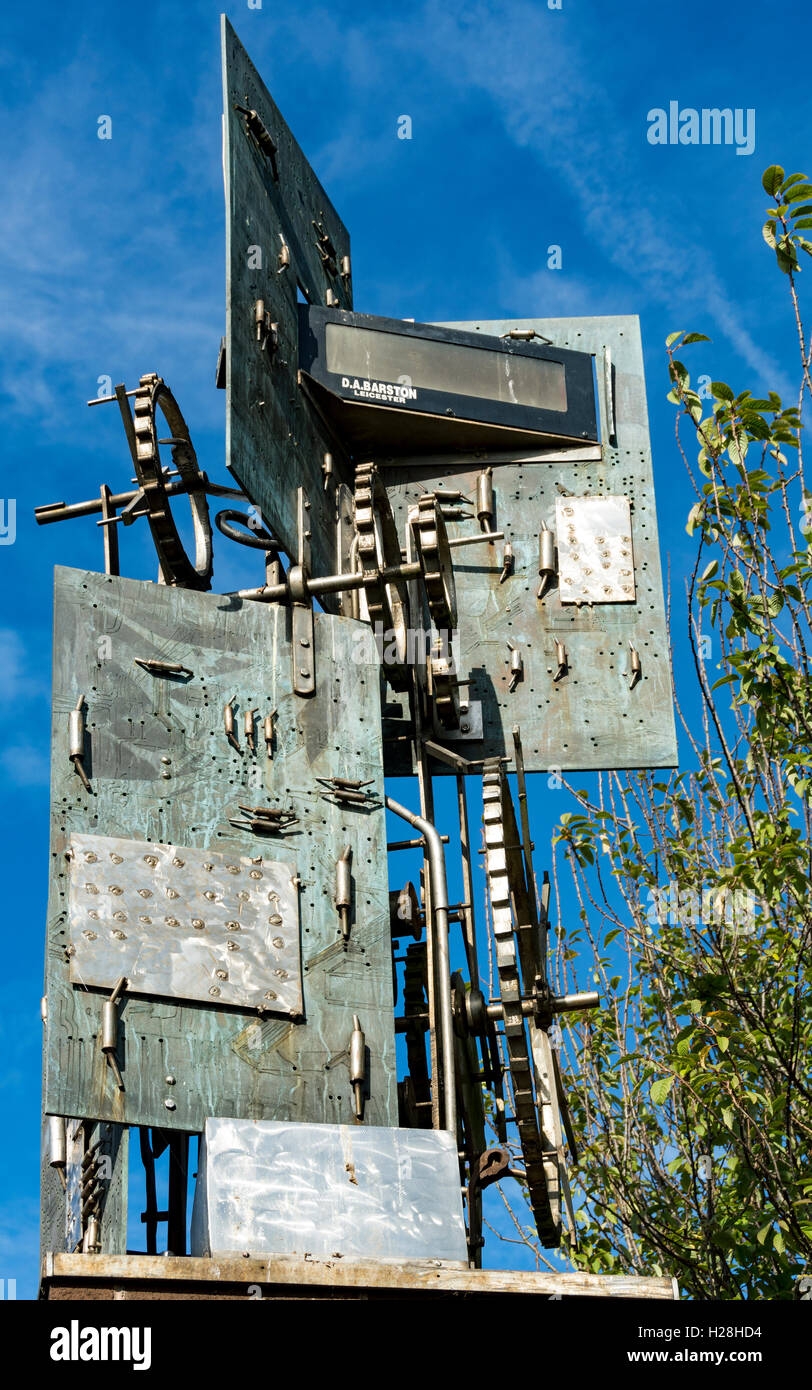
xmin=382 ymin=315 xmax=678 ymax=776
xmin=222 ymin=16 xmax=354 ymax=592
xmin=43 ymin=567 xmax=396 ymax=1133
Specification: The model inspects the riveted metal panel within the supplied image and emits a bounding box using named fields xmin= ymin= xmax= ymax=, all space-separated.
xmin=44 ymin=567 xmax=396 ymax=1132
xmin=68 ymin=834 xmax=303 ymax=1015
xmin=381 ymin=316 xmax=678 ymax=776
xmin=222 ymin=17 xmax=353 ymax=593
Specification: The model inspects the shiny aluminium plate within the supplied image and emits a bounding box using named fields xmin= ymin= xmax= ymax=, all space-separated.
xmin=556 ymin=494 xmax=636 ymax=604
xmin=190 ymin=1118 xmax=469 ymax=1264
xmin=67 ymin=833 xmax=302 ymax=1015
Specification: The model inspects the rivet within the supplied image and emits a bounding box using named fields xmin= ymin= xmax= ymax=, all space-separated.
xmin=166 ymin=888 xmax=179 ymax=899
xmin=226 ymin=921 xmax=240 ymax=931
xmin=112 ymin=929 xmax=127 ymax=940
xmin=83 ymin=930 xmax=98 ymax=940
xmin=110 ymin=853 xmax=123 ymax=864
xmin=144 ymin=855 xmax=158 ymax=867
xmin=108 ymin=885 xmax=123 ymax=895
xmin=84 ymin=852 xmax=98 ymax=863
xmin=164 ymin=1098 xmax=176 ymax=1111
xmin=226 ymin=864 xmax=240 ymax=875
xmin=139 ymin=915 xmax=152 ymax=924
xmin=165 ymin=916 xmax=179 ymax=927
xmin=209 ymin=986 xmax=221 ymax=997
xmin=227 ymin=940 xmax=240 ymax=951
xmin=161 ymin=757 xmax=171 ymax=765
xmin=172 ymin=857 xmax=185 ymax=868
xmin=299 ymin=638 xmax=310 ymax=648
xmin=215 ymin=969 xmax=228 ymax=981
xmin=269 ymin=914 xmax=283 ymax=926
xmin=165 ymin=1075 xmax=176 ymax=1086
xmin=272 ymin=936 xmax=285 ymax=949
xmin=274 ymin=968 xmax=288 ymax=980
xmin=191 ymin=918 xmax=205 ymax=930
xmin=137 ymin=888 xmax=152 ymax=898
xmin=161 ymin=771 xmax=171 ymax=779
xmin=264 ymin=990 xmax=277 ymax=1001
xmin=204 ymin=890 xmax=216 ymax=901
xmin=299 ymin=668 xmax=309 ymax=677
xmin=249 ymin=869 xmax=262 ymax=880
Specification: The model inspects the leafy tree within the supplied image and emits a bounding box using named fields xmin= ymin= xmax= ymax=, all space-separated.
xmin=493 ymin=165 xmax=812 ymax=1299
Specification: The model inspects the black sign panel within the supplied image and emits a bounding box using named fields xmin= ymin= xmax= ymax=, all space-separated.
xmin=299 ymin=306 xmax=598 ymax=454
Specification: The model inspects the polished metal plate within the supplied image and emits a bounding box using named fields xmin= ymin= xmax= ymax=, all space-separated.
xmin=555 ymin=495 xmax=635 ymax=604
xmin=68 ymin=833 xmax=302 ymax=1014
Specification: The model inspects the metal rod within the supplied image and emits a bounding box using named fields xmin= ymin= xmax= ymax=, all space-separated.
xmin=385 ymin=796 xmax=456 ymax=1137
xmin=447 ymin=530 xmax=503 ymax=549
xmin=456 ymin=770 xmax=479 ymax=986
xmin=35 ymin=477 xmax=245 ymax=526
xmin=387 ymin=834 xmax=450 ymax=852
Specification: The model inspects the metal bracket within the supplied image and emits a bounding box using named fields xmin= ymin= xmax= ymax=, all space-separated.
xmin=442 ymin=699 xmax=484 ymax=742
xmin=291 ymin=488 xmax=315 ymax=698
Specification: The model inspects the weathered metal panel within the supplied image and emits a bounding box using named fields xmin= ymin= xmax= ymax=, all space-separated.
xmin=222 ymin=16 xmax=353 ymax=592
xmin=44 ymin=567 xmax=396 ymax=1132
xmin=382 ymin=316 xmax=678 ymax=775
xmin=40 ymin=1118 xmax=128 ymax=1257
xmin=68 ymin=834 xmax=303 ymax=1015
xmin=190 ymin=1118 xmax=469 ymax=1263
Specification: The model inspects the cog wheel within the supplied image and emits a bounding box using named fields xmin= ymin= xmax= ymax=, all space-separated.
xmin=411 ymin=494 xmax=457 ymax=636
xmin=353 ymin=462 xmax=411 ymax=689
xmin=130 ymin=373 xmax=213 ymax=589
xmin=482 ymin=759 xmax=566 ymax=1247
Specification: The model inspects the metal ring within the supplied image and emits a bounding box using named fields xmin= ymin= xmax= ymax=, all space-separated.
xmin=130 ymin=374 xmax=212 ymax=589
xmin=214 ymin=509 xmax=278 ymax=551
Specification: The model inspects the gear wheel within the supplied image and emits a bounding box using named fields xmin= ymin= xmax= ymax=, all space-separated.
xmin=411 ymin=494 xmax=457 ymax=635
xmin=482 ymin=759 xmax=568 ymax=1247
xmin=130 ymin=373 xmax=213 ymax=589
xmin=353 ymin=463 xmax=411 ymax=689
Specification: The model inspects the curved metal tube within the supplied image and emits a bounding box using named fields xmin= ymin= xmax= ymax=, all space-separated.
xmin=385 ymin=796 xmax=457 ymax=1137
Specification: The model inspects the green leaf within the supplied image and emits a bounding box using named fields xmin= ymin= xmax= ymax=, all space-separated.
xmin=650 ymin=1076 xmax=676 ymax=1105
xmin=701 ymin=560 xmax=719 ymax=581
xmin=712 ymin=381 xmax=735 ymax=401
xmin=785 ymin=184 xmax=812 ymax=203
xmin=666 ymin=331 xmax=685 ymax=347
xmin=762 ymin=221 xmax=777 ymax=249
xmin=682 ymin=333 xmax=711 ymax=345
xmin=762 ymin=165 xmax=784 ymax=195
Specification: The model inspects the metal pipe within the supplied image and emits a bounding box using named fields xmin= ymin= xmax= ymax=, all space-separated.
xmin=385 ymin=796 xmax=456 ymax=1137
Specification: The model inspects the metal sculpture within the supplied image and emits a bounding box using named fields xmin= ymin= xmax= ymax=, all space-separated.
xmin=36 ymin=16 xmax=678 ymax=1295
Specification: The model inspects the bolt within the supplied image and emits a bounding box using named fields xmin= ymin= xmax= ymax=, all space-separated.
xmin=460 ymin=722 xmax=470 ymax=733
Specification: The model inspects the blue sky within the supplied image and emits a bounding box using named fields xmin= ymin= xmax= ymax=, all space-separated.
xmin=1 ymin=0 xmax=810 ymax=1295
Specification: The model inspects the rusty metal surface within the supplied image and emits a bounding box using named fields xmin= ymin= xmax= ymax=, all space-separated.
xmin=381 ymin=316 xmax=678 ymax=776
xmin=222 ymin=16 xmax=353 ymax=592
xmin=43 ymin=567 xmax=396 ymax=1133
xmin=68 ymin=834 xmax=302 ymax=1015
